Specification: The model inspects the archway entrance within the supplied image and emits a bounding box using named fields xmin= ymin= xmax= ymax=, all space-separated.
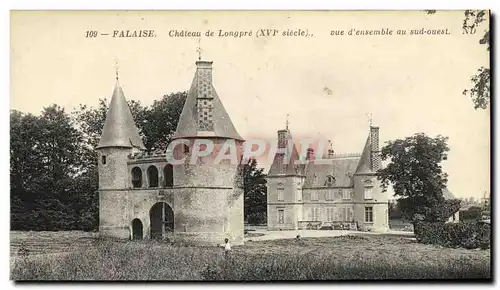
xmin=149 ymin=202 xmax=174 ymax=240
xmin=131 ymin=218 xmax=143 ymax=240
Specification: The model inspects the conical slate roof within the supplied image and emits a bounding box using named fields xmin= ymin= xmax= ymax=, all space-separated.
xmin=355 ymin=135 xmax=374 ymax=174
xmin=96 ymin=81 xmax=146 ymax=150
xmin=172 ymin=61 xmax=243 ymax=140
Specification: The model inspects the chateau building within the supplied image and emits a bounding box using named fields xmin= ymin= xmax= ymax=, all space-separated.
xmin=266 ymin=126 xmax=390 ymax=232
xmin=97 ymin=59 xmax=245 ymax=245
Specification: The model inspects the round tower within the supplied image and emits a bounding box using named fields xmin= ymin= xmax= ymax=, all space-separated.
xmin=170 ymin=60 xmax=245 ymax=245
xmin=97 ymin=77 xmax=146 ymax=238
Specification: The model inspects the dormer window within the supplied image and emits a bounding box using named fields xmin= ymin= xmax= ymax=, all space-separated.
xmin=364 ymin=179 xmax=374 ymax=199
xmin=277 ymin=182 xmax=284 ymax=201
xmin=325 ymin=175 xmax=336 ymax=187
xmin=364 ymin=187 xmax=373 ymax=200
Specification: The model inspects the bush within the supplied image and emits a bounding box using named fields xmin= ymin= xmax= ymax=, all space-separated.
xmin=414 ymin=221 xmax=490 ymax=249
xmin=460 ymin=206 xmax=482 ymax=221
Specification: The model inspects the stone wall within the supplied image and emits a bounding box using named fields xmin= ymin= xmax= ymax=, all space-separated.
xmin=98 ymin=148 xmax=133 ymax=190
xmin=99 ymin=188 xmax=175 ymax=240
xmin=267 ymin=176 xmax=304 ymax=230
xmin=352 ymin=173 xmax=389 ymax=232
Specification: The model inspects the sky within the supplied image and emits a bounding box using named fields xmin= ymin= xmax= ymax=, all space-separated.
xmin=10 ymin=10 xmax=490 ymax=199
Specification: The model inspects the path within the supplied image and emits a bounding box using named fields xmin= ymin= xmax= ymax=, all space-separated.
xmin=245 ymin=228 xmax=413 ymax=241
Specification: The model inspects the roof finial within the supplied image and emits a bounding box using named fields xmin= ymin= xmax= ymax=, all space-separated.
xmin=367 ymin=113 xmax=373 ymax=127
xmin=328 ymin=140 xmax=333 ymax=150
xmin=114 ymin=59 xmax=120 ymax=81
xmin=285 ymin=113 xmax=290 ymax=130
xmin=196 ymin=38 xmax=202 ymax=61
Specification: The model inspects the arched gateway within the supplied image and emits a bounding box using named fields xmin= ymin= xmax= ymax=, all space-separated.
xmin=149 ymin=202 xmax=174 ymax=240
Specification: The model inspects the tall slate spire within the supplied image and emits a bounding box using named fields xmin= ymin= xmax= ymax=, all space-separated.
xmin=355 ymin=135 xmax=373 ymax=174
xmin=355 ymin=126 xmax=381 ymax=174
xmin=172 ymin=60 xmax=243 ymax=140
xmin=97 ymin=80 xmax=145 ymax=150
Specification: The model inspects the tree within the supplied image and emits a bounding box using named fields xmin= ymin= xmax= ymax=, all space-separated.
xmin=461 ymin=10 xmax=490 ymax=109
xmin=10 ymin=106 xmax=86 ymax=230
xmin=426 ymin=10 xmax=490 ymax=109
xmin=243 ymin=158 xmax=267 ymax=224
xmin=140 ymin=92 xmax=188 ymax=152
xmin=463 ymin=67 xmax=490 ymax=110
xmin=378 ymin=133 xmax=460 ymax=223
xmin=388 ymin=200 xmax=402 ymax=220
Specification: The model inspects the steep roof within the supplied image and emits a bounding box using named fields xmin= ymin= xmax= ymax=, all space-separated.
xmin=97 ymin=81 xmax=146 ymax=150
xmin=172 ymin=60 xmax=243 ymax=140
xmin=303 ymin=156 xmax=360 ymax=188
xmin=355 ymin=135 xmax=374 ymax=174
xmin=268 ymin=129 xmax=305 ymax=176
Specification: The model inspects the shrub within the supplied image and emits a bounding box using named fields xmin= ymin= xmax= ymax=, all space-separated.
xmin=460 ymin=206 xmax=483 ymax=221
xmin=414 ymin=221 xmax=490 ymax=249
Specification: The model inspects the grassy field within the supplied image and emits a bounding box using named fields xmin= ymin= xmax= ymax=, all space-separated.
xmin=10 ymin=231 xmax=491 ymax=281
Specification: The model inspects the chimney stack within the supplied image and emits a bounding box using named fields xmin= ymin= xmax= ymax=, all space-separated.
xmin=276 ymin=129 xmax=289 ymax=174
xmin=306 ymin=148 xmax=315 ymax=161
xmin=370 ymin=126 xmax=381 ymax=171
xmin=327 ymin=140 xmax=334 ymax=158
xmin=277 ymin=129 xmax=288 ymax=148
xmin=195 ymin=61 xmax=214 ymax=131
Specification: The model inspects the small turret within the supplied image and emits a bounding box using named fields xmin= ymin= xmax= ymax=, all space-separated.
xmin=97 ymin=77 xmax=145 ymax=190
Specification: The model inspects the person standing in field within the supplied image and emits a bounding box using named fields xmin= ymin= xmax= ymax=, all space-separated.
xmin=223 ymin=238 xmax=231 ymax=258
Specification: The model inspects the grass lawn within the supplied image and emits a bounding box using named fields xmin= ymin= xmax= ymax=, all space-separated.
xmin=10 ymin=231 xmax=491 ymax=281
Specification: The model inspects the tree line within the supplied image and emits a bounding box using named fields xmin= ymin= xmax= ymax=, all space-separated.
xmin=10 ymin=91 xmax=268 ymax=231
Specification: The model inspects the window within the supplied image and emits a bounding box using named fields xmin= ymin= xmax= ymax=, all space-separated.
xmin=365 ymin=206 xmax=373 ymax=223
xmin=278 ymin=209 xmax=285 ymax=224
xmin=297 ymin=190 xmax=302 ymax=201
xmin=339 ymin=207 xmax=353 ymax=221
xmin=277 ymin=182 xmax=284 ymax=201
xmin=311 ymin=191 xmax=319 ymax=201
xmin=325 ymin=191 xmax=333 ymax=200
xmin=312 ymin=208 xmax=320 ymax=221
xmin=277 ymin=189 xmax=284 ymax=201
xmin=164 ymin=164 xmax=173 ymax=187
xmin=101 ymin=155 xmax=107 ymax=165
xmin=183 ymin=144 xmax=190 ymax=154
xmin=342 ymin=189 xmax=351 ymax=200
xmin=364 ymin=187 xmax=373 ymax=200
xmin=131 ymin=167 xmax=142 ymax=188
xmin=326 ymin=207 xmax=334 ymax=221
xmin=147 ymin=166 xmax=159 ymax=188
